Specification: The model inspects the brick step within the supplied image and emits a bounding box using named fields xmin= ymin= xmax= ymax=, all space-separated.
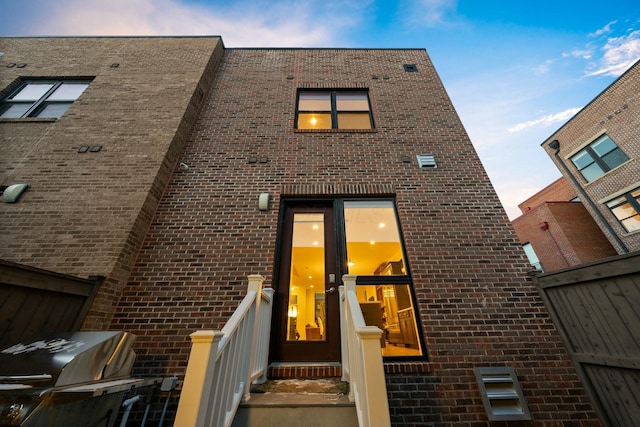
xmin=267 ymin=363 xmax=342 ymax=379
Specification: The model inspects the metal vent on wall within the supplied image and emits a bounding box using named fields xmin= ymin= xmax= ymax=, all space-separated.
xmin=474 ymin=367 xmax=531 ymax=422
xmin=417 ymin=154 xmax=437 ymax=168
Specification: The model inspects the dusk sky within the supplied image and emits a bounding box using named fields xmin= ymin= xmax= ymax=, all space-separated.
xmin=2 ymin=0 xmax=639 ymax=219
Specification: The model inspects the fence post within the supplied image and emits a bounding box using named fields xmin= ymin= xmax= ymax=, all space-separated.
xmin=174 ymin=330 xmax=224 ymax=427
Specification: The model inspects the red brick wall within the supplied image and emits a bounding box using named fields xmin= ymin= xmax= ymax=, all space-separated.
xmin=513 ymin=201 xmax=618 ymax=271
xmin=111 ymin=48 xmax=600 ymax=425
xmin=0 ymin=37 xmax=223 ymax=328
xmin=542 ymin=60 xmax=640 ymax=253
xmin=518 ymin=177 xmax=576 ymax=214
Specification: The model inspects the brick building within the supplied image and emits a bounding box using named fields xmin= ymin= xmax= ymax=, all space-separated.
xmin=1 ymin=37 xmax=601 ymax=426
xmin=541 ymin=59 xmax=640 ymax=255
xmin=512 ymin=177 xmax=617 ymax=272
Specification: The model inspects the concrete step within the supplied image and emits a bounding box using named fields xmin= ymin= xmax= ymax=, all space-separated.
xmin=231 ymin=379 xmax=358 ymax=427
xmin=231 ymin=392 xmax=358 ymax=427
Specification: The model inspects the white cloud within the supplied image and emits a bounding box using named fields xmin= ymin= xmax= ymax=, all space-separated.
xmin=562 ymin=48 xmax=593 ymax=60
xmin=8 ymin=0 xmax=358 ymax=47
xmin=585 ymin=29 xmax=640 ymax=77
xmin=507 ymin=107 xmax=581 ymax=133
xmin=533 ymin=59 xmax=554 ymax=74
xmin=589 ymin=20 xmax=617 ymax=38
xmin=402 ymin=0 xmax=459 ymax=28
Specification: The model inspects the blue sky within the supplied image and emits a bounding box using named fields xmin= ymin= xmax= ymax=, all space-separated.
xmin=2 ymin=0 xmax=639 ymax=219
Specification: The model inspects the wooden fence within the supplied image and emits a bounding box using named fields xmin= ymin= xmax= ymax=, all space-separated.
xmin=534 ymin=252 xmax=640 ymax=427
xmin=0 ymin=260 xmax=102 ymax=347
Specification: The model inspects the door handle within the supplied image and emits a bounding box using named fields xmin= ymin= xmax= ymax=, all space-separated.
xmin=325 ymin=286 xmax=336 ymax=294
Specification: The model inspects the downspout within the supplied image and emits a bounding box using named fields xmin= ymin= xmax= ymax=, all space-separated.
xmin=547 ymin=139 xmax=629 ymax=254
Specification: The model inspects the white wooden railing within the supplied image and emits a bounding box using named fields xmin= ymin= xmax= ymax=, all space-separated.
xmin=173 ymin=274 xmax=273 ymax=427
xmin=340 ymin=274 xmax=391 ymax=427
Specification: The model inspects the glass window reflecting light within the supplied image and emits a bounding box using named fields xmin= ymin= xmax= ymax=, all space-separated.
xmin=570 ymin=134 xmax=629 ymax=182
xmin=296 ymin=90 xmax=372 ymax=129
xmin=1 ymin=80 xmax=90 ymax=119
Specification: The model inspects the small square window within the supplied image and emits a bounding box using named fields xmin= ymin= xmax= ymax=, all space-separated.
xmin=295 ymin=90 xmax=373 ymax=130
xmin=403 ymin=64 xmax=418 ymax=72
xmin=1 ymin=79 xmax=91 ymax=119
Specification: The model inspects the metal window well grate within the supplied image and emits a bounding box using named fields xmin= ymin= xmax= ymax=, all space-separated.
xmin=474 ymin=367 xmax=531 ymax=421
xmin=417 ymin=154 xmax=437 ymax=168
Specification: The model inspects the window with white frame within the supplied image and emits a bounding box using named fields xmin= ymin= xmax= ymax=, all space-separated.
xmin=606 ymin=188 xmax=640 ymax=233
xmin=570 ymin=134 xmax=629 ymax=182
xmin=1 ymin=80 xmax=91 ymax=119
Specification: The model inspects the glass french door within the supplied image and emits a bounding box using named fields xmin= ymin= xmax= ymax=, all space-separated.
xmin=271 ymin=202 xmax=341 ymax=363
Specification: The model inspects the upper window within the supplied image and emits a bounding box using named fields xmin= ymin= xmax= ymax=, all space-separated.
xmin=570 ymin=134 xmax=629 ymax=182
xmin=0 ymin=80 xmax=90 ymax=119
xmin=296 ymin=90 xmax=373 ymax=130
xmin=606 ymin=188 xmax=640 ymax=233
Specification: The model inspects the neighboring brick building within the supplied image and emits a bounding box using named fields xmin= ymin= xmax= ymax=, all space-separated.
xmin=1 ymin=37 xmax=601 ymax=426
xmin=541 ymin=59 xmax=640 ymax=254
xmin=512 ymin=178 xmax=617 ymax=272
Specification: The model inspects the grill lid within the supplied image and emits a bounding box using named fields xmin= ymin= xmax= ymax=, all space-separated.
xmin=0 ymin=331 xmax=136 ymax=388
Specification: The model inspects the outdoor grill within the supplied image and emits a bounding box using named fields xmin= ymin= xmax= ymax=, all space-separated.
xmin=0 ymin=331 xmax=160 ymax=427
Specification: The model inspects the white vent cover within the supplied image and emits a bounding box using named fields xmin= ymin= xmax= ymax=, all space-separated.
xmin=417 ymin=154 xmax=437 ymax=168
xmin=475 ymin=367 xmax=531 ymax=421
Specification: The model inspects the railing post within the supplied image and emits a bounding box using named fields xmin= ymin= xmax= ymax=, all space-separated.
xmin=256 ymin=285 xmax=274 ymax=385
xmin=174 ymin=330 xmax=224 ymax=427
xmin=341 ymin=275 xmax=356 ymax=382
xmin=359 ymin=327 xmax=390 ymax=426
xmin=243 ymin=274 xmax=265 ymax=402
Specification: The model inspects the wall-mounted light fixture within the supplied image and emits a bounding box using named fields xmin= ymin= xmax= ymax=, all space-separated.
xmin=258 ymin=193 xmax=270 ymax=211
xmin=2 ymin=183 xmax=29 ymax=203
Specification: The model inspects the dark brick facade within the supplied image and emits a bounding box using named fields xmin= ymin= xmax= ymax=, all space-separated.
xmin=542 ymin=59 xmax=640 ymax=253
xmin=513 ymin=178 xmax=617 ymax=272
xmin=1 ymin=39 xmax=600 ymax=426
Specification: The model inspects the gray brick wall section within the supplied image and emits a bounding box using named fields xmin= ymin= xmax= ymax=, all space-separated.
xmin=0 ymin=36 xmax=224 ymax=328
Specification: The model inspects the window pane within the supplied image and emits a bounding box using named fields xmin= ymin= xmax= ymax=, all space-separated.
xmin=337 ymin=113 xmax=371 ymax=129
xmin=580 ymin=162 xmax=605 ymax=182
xmin=336 ymin=92 xmax=369 ymax=111
xmin=522 ymin=243 xmax=543 ymax=271
xmin=606 ymin=195 xmax=627 ymax=208
xmin=0 ymin=103 xmax=31 ymax=118
xmin=344 ymin=201 xmax=404 ymax=276
xmin=11 ymin=83 xmax=54 ymax=101
xmin=356 ymin=284 xmax=422 ymax=357
xmin=601 ymin=148 xmax=629 ymax=170
xmin=35 ymin=102 xmax=72 ymax=118
xmin=571 ymin=151 xmax=594 ymax=169
xmin=621 ymin=215 xmax=640 ymax=232
xmin=47 ymin=82 xmax=89 ymax=101
xmin=297 ymin=112 xmax=331 ymax=129
xmin=610 ymin=201 xmax=636 ymax=221
xmin=591 ymin=135 xmax=617 ymax=157
xmin=288 ymin=213 xmax=325 ymax=341
xmin=298 ymin=92 xmax=331 ymax=111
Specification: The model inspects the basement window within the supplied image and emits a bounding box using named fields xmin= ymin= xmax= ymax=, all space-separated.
xmin=0 ymin=79 xmax=91 ymax=119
